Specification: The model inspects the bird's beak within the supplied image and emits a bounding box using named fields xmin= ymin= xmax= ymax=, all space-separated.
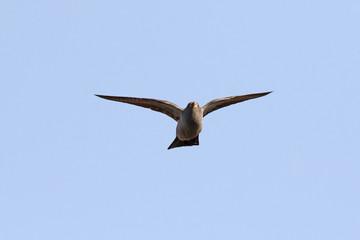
xmin=193 ymin=102 xmax=199 ymax=108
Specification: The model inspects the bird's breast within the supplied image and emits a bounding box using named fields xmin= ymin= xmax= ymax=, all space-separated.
xmin=176 ymin=108 xmax=203 ymax=140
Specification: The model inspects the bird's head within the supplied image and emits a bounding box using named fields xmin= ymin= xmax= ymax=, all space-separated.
xmin=187 ymin=102 xmax=200 ymax=108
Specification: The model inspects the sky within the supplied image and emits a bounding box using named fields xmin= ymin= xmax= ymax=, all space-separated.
xmin=1 ymin=0 xmax=360 ymax=239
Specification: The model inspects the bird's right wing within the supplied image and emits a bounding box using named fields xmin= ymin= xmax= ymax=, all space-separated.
xmin=202 ymin=91 xmax=272 ymax=117
xmin=95 ymin=95 xmax=183 ymax=121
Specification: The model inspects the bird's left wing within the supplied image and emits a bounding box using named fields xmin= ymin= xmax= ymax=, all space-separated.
xmin=202 ymin=91 xmax=272 ymax=117
xmin=95 ymin=95 xmax=183 ymax=121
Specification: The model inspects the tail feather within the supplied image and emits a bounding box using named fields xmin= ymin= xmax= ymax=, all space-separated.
xmin=168 ymin=136 xmax=199 ymax=150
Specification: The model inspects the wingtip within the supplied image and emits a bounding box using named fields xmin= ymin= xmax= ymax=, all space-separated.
xmin=95 ymin=94 xmax=106 ymax=99
xmin=261 ymin=91 xmax=273 ymax=96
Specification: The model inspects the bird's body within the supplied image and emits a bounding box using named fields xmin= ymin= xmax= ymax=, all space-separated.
xmin=176 ymin=102 xmax=203 ymax=141
xmin=95 ymin=91 xmax=271 ymax=149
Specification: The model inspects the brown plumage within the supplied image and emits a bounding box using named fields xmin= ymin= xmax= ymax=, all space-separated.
xmin=96 ymin=91 xmax=272 ymax=149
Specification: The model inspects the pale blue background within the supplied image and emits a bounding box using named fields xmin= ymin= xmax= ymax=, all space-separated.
xmin=1 ymin=1 xmax=360 ymax=239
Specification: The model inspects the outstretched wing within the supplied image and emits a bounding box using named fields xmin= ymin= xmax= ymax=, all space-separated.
xmin=201 ymin=91 xmax=272 ymax=117
xmin=95 ymin=95 xmax=183 ymax=121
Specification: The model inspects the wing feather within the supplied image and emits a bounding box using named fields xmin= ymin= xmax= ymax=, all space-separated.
xmin=201 ymin=91 xmax=272 ymax=117
xmin=95 ymin=95 xmax=183 ymax=121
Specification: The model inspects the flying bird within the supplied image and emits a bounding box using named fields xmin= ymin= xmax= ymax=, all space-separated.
xmin=95 ymin=91 xmax=271 ymax=149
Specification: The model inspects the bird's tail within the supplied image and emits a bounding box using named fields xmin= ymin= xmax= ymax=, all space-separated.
xmin=168 ymin=136 xmax=199 ymax=150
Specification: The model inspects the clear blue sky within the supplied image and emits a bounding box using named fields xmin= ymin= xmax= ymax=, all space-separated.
xmin=1 ymin=0 xmax=360 ymax=239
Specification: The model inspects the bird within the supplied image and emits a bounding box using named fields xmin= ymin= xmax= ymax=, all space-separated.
xmin=95 ymin=91 xmax=272 ymax=149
